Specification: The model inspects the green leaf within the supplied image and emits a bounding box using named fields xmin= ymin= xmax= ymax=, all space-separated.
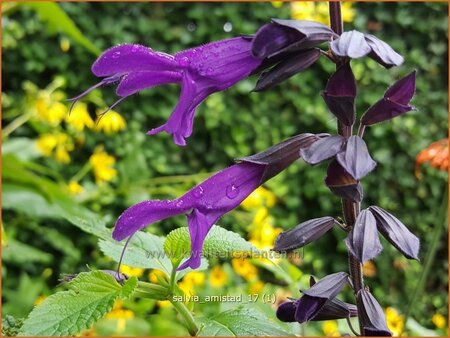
xmin=196 ymin=306 xmax=294 ymax=336
xmin=19 ymin=271 xmax=137 ymax=336
xmin=3 ymin=239 xmax=52 ymax=265
xmin=21 ymin=2 xmax=101 ymax=55
xmin=164 ymin=225 xmax=260 ymax=263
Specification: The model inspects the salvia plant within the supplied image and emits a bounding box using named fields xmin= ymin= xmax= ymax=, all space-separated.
xmin=18 ymin=2 xmax=421 ymax=337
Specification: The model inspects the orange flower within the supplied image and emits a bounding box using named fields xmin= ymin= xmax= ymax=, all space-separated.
xmin=415 ymin=139 xmax=448 ymax=177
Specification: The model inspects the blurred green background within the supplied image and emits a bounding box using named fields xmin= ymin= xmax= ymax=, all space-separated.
xmin=2 ymin=1 xmax=448 ymax=336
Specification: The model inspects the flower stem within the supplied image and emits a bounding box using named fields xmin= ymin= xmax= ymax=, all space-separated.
xmin=329 ymin=1 xmax=364 ymax=333
xmin=402 ymin=185 xmax=448 ymax=333
xmin=2 ymin=112 xmax=34 ymax=139
xmin=170 ymin=299 xmax=198 ymax=336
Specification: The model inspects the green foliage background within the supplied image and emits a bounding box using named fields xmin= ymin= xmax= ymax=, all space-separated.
xmin=2 ymin=1 xmax=448 ymax=336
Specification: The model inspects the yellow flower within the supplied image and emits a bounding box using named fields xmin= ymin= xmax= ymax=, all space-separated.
xmin=291 ymin=1 xmax=355 ymax=25
xmin=89 ymin=146 xmax=117 ymax=184
xmin=362 ymin=261 xmax=377 ymax=277
xmin=241 ymin=187 xmax=276 ymax=210
xmin=36 ymin=132 xmax=74 ymax=163
xmin=148 ymin=269 xmax=167 ymax=284
xmin=183 ymin=271 xmax=206 ymax=286
xmin=178 ymin=279 xmax=194 ymax=296
xmin=106 ymin=299 xmax=134 ymax=334
xmin=34 ymin=295 xmax=47 ymax=306
xmin=322 ymin=320 xmax=340 ymax=336
xmin=209 ymin=265 xmax=228 ymax=288
xmin=385 ymin=307 xmax=404 ymax=336
xmin=271 ymin=1 xmax=283 ymax=8
xmin=231 ymin=258 xmax=258 ymax=281
xmin=65 ymin=102 xmax=94 ymax=131
xmin=120 ymin=264 xmax=144 ymax=278
xmin=157 ymin=300 xmax=172 ymax=308
xmin=432 ymin=313 xmax=446 ymax=329
xmin=249 ymin=219 xmax=283 ymax=250
xmin=94 ymin=109 xmax=126 ymax=134
xmin=35 ymin=96 xmax=66 ymax=126
xmin=60 ymin=37 xmax=71 ymax=52
xmin=67 ymin=181 xmax=83 ymax=195
xmin=249 ymin=281 xmax=265 ymax=295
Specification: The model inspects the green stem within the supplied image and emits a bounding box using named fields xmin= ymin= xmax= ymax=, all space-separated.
xmin=2 ymin=112 xmax=34 ymax=139
xmin=70 ymin=161 xmax=93 ymax=182
xmin=402 ymin=185 xmax=448 ymax=332
xmin=169 ymin=266 xmax=177 ymax=291
xmin=137 ymin=281 xmax=169 ymax=295
xmin=170 ymin=298 xmax=198 ymax=336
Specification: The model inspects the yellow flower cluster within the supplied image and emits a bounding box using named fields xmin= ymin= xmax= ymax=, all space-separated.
xmin=291 ymin=1 xmax=355 ymax=25
xmin=120 ymin=264 xmax=144 ymax=278
xmin=231 ymin=257 xmax=258 ymax=281
xmin=105 ymin=299 xmax=134 ymax=333
xmin=67 ymin=181 xmax=83 ymax=195
xmin=209 ymin=265 xmax=228 ymax=288
xmin=65 ymin=102 xmax=94 ymax=132
xmin=95 ymin=109 xmax=127 ymax=134
xmin=322 ymin=320 xmax=340 ymax=336
xmin=89 ymin=146 xmax=118 ymax=184
xmin=36 ymin=132 xmax=74 ymax=164
xmin=178 ymin=271 xmax=206 ymax=296
xmin=385 ymin=307 xmax=404 ymax=336
xmin=432 ymin=313 xmax=446 ymax=329
xmin=148 ymin=269 xmax=167 ymax=284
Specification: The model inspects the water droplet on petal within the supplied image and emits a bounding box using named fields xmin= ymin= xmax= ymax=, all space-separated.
xmin=131 ymin=45 xmax=139 ymax=53
xmin=112 ymin=51 xmax=121 ymax=59
xmin=205 ymin=67 xmax=214 ymax=76
xmin=226 ymin=184 xmax=239 ymax=199
xmin=176 ymin=200 xmax=184 ymax=207
xmin=179 ymin=56 xmax=190 ymax=67
xmin=193 ymin=186 xmax=204 ymax=198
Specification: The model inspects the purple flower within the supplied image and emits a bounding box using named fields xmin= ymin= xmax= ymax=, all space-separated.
xmin=273 ymin=216 xmax=337 ymax=252
xmin=330 ymin=30 xmax=404 ymax=68
xmin=276 ymin=273 xmax=353 ymax=323
xmin=250 ymin=19 xmax=335 ymax=91
xmin=113 ymin=133 xmax=323 ymax=270
xmin=357 ymin=289 xmax=392 ymax=336
xmin=361 ymin=71 xmax=416 ymax=125
xmin=325 ymin=160 xmax=363 ymax=202
xmin=321 ymin=62 xmax=357 ymax=126
xmin=336 ymin=136 xmax=377 ymax=180
xmin=70 ymin=38 xmax=262 ymax=146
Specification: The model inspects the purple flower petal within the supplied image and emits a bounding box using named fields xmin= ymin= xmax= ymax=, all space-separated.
xmin=273 ymin=216 xmax=337 ymax=252
xmin=252 ymin=48 xmax=320 ymax=92
xmin=239 ymin=132 xmax=324 ymax=183
xmin=361 ymin=71 xmax=416 ymax=125
xmin=357 ymin=289 xmax=392 ymax=336
xmin=92 ymin=44 xmax=178 ymax=77
xmin=321 ymin=62 xmax=356 ymax=126
xmin=345 ymin=209 xmax=383 ymax=262
xmin=336 ymin=136 xmax=377 ymax=180
xmin=325 ymin=160 xmax=363 ymax=202
xmin=276 ymin=301 xmax=297 ymax=322
xmin=369 ymin=206 xmax=420 ymax=260
xmin=365 ymin=34 xmax=404 ymax=68
xmin=300 ymin=135 xmax=346 ymax=165
xmin=252 ymin=20 xmax=334 ymax=59
xmin=116 ymin=71 xmax=182 ymax=97
xmin=330 ymin=30 xmax=372 ymax=59
xmin=295 ymin=272 xmax=349 ymax=323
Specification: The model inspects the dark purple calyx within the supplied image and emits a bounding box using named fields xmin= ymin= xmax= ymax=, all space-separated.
xmin=325 ymin=160 xmax=363 ymax=202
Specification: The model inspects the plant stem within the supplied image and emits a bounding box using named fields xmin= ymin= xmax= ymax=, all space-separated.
xmin=329 ymin=1 xmax=364 ymax=333
xmin=2 ymin=112 xmax=34 ymax=139
xmin=170 ymin=299 xmax=199 ymax=336
xmin=402 ymin=185 xmax=448 ymax=332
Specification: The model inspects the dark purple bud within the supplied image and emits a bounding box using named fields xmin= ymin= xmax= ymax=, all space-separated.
xmin=276 ymin=301 xmax=297 ymax=322
xmin=361 ymin=71 xmax=416 ymax=125
xmin=357 ymin=289 xmax=392 ymax=336
xmin=336 ymin=136 xmax=377 ymax=180
xmin=365 ymin=34 xmax=404 ymax=68
xmin=239 ymin=133 xmax=325 ymax=183
xmin=321 ymin=62 xmax=356 ymax=126
xmin=345 ymin=209 xmax=383 ymax=262
xmin=330 ymin=30 xmax=403 ymax=68
xmin=325 ymin=160 xmax=363 ymax=202
xmin=330 ymin=30 xmax=372 ymax=58
xmin=295 ymin=272 xmax=349 ymax=323
xmin=253 ymin=20 xmax=335 ymax=59
xmin=273 ymin=216 xmax=337 ymax=252
xmin=253 ymin=49 xmax=320 ymax=92
xmin=312 ymin=298 xmax=358 ymax=321
xmin=300 ymin=135 xmax=346 ymax=165
xmin=369 ymin=206 xmax=420 ymax=260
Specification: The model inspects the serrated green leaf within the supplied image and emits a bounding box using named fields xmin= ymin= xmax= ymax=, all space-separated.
xmin=196 ymin=306 xmax=294 ymax=336
xmin=164 ymin=225 xmax=260 ymax=263
xmin=19 ymin=271 xmax=137 ymax=336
